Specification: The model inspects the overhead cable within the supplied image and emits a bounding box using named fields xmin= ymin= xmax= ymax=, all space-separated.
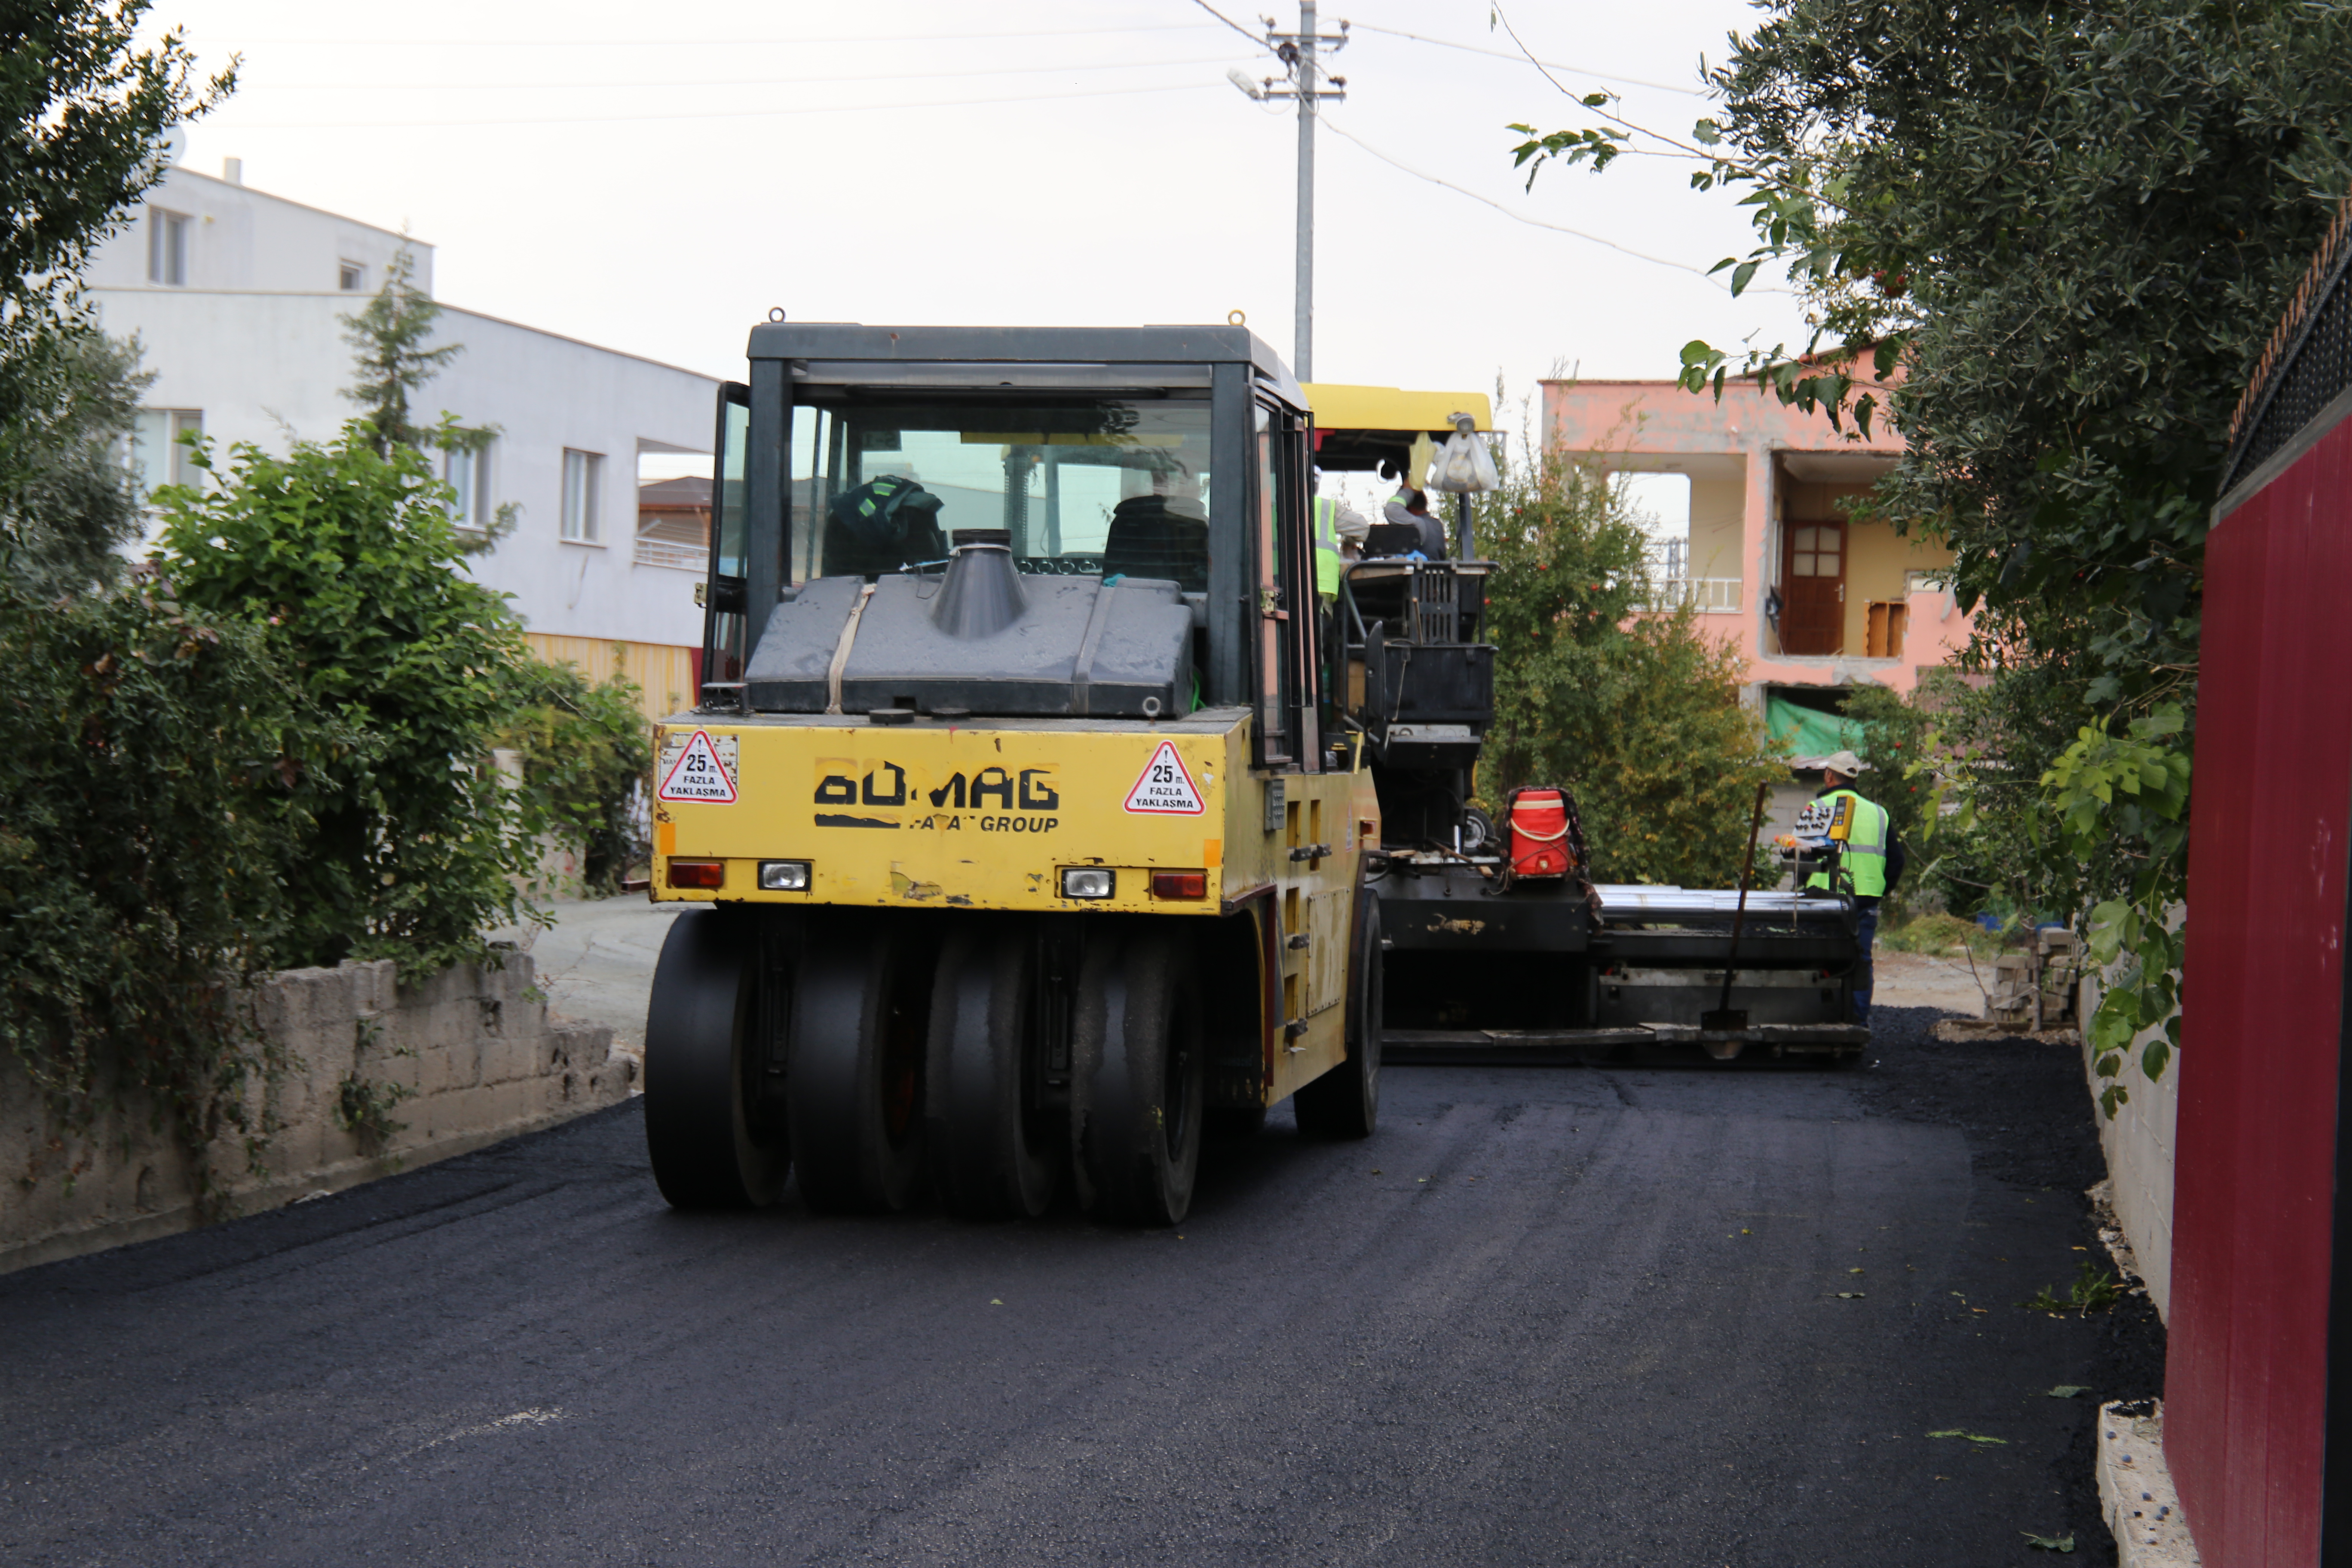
xmin=254 ymin=55 xmax=1255 ymax=93
xmin=178 ymin=22 xmax=1224 ymax=47
xmin=1319 ymin=117 xmax=1790 ymax=294
xmin=1482 ymin=0 xmax=1715 ymax=163
xmin=1185 ymin=0 xmax=1270 ymax=49
xmin=209 ymin=80 xmax=1218 ymax=132
xmin=1346 ymin=21 xmax=1706 ymax=98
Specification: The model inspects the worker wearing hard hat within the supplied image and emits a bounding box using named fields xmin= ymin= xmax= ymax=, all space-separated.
xmin=1790 ymin=750 xmax=1905 ymax=1024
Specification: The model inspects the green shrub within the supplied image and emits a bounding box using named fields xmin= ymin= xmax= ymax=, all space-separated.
xmin=1837 ymin=683 xmax=1936 ymax=858
xmin=153 ymin=424 xmax=540 ymax=973
xmin=0 ymin=577 xmax=331 ymax=1195
xmin=496 ymin=654 xmax=654 ymax=895
xmin=1476 ymin=454 xmax=1782 ymax=886
xmin=1877 ymin=911 xmax=2004 ymax=958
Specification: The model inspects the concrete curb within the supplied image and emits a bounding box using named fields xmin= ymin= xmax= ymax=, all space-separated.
xmin=2 ymin=952 xmax=637 ymax=1278
xmin=2098 ymin=1400 xmax=2200 ymax=1566
xmin=0 ymin=1088 xmax=632 ymax=1278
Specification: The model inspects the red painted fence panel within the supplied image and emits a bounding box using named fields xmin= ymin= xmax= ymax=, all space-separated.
xmin=2173 ymin=406 xmax=2352 ymax=1565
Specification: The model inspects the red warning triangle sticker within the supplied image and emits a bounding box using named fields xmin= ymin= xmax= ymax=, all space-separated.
xmin=657 ymin=729 xmax=738 ymax=804
xmin=1123 ymin=740 xmax=1204 ymax=815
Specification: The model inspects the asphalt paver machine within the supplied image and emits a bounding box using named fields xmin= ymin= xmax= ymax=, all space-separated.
xmin=641 ymin=325 xmax=1865 ymax=1228
xmin=1296 ymin=383 xmax=1870 ymax=1066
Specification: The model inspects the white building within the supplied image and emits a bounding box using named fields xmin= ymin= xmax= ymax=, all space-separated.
xmin=87 ymin=158 xmax=721 ymax=713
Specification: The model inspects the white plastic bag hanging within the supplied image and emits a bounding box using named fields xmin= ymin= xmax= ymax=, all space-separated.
xmin=1425 ymin=419 xmax=1499 ymax=494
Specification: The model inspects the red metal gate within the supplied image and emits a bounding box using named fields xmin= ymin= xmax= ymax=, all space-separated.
xmin=2173 ymin=206 xmax=2352 ymax=1567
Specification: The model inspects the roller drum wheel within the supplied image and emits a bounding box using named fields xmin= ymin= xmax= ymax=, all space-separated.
xmin=1072 ymin=924 xmax=1205 ymax=1226
xmin=1294 ymin=888 xmax=1381 ymax=1140
xmin=926 ymin=917 xmax=1059 ymax=1219
xmin=642 ymin=909 xmax=792 ymax=1209
xmin=789 ymin=913 xmax=934 ymax=1213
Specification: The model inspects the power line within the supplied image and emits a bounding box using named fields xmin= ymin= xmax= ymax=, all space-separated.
xmin=1185 ymin=0 xmax=1269 ymax=49
xmin=1345 ymin=20 xmax=1707 ymax=98
xmin=1319 ymin=117 xmax=1790 ymax=294
xmin=251 ymin=55 xmax=1255 ymax=93
xmin=209 ymin=79 xmax=1219 ymax=132
xmin=1483 ymin=0 xmax=1724 ymax=165
xmin=177 ymin=22 xmax=1224 ymax=47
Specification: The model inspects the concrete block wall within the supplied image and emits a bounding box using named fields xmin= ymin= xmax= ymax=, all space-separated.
xmin=2080 ymin=972 xmax=2180 ymax=1322
xmin=0 ymin=952 xmax=634 ymax=1276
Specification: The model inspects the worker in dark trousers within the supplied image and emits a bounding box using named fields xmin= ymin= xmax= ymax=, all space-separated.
xmin=1795 ymin=749 xmax=1905 ymax=1023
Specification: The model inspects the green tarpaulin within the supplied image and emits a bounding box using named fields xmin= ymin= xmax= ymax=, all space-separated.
xmin=1767 ymin=695 xmax=1867 ymax=760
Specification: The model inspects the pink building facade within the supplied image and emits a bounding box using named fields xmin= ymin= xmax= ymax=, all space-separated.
xmin=1542 ymin=379 xmax=1971 ymax=701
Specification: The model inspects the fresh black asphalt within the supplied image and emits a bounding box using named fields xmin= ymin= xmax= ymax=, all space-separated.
xmin=0 ymin=1006 xmax=2162 ymax=1566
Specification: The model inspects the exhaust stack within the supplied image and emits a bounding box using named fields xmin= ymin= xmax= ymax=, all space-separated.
xmin=931 ymin=529 xmax=1027 ymax=639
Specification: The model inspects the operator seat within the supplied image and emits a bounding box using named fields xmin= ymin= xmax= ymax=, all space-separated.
xmin=1100 ymin=494 xmax=1209 ymax=591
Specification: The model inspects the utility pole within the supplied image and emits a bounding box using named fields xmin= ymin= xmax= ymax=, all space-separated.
xmin=1234 ymin=8 xmax=1348 ymax=381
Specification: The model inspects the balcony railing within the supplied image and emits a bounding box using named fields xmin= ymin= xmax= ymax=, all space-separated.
xmin=633 ymin=535 xmax=707 ymax=572
xmin=1635 ymin=576 xmax=1742 ymax=613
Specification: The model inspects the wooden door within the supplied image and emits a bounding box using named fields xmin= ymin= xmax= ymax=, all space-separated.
xmin=1781 ymin=519 xmax=1845 ymax=654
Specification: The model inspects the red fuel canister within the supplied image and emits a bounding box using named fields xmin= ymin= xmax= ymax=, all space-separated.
xmin=1509 ymin=789 xmax=1571 ymax=879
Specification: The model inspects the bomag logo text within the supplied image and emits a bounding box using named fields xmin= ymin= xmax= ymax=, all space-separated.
xmin=813 ymin=761 xmax=1059 ymax=833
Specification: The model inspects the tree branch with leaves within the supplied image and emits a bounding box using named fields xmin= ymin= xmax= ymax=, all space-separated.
xmin=1504 ymin=0 xmax=2352 ymax=1111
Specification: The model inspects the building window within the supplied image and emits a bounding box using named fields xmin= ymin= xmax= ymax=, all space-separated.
xmin=561 ymin=449 xmax=603 ymax=542
xmin=444 ymin=442 xmax=491 ymax=529
xmin=147 ymin=208 xmax=188 ymax=286
xmin=339 ymin=260 xmax=365 ymax=292
xmin=130 ymin=409 xmax=204 ymax=497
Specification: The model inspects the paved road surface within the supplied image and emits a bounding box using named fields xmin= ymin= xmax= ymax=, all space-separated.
xmin=1 ymin=1008 xmax=2155 ymax=1566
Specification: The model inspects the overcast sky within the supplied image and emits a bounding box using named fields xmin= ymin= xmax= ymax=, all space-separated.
xmin=151 ymin=0 xmax=1809 ymax=509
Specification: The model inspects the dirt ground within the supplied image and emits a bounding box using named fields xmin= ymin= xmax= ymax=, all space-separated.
xmin=1875 ymin=949 xmax=1995 ymax=1017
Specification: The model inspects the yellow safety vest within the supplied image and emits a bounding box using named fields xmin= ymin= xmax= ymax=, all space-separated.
xmin=1313 ymin=496 xmax=1341 ymax=601
xmin=1804 ymin=788 xmax=1891 ymax=898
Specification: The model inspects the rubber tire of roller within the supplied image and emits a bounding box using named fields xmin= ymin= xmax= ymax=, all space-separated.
xmin=926 ymin=916 xmax=1059 ymax=1219
xmin=1294 ymin=888 xmax=1382 ymax=1139
xmin=642 ymin=909 xmax=790 ymax=1208
xmin=1072 ymin=924 xmax=1204 ymax=1226
xmin=788 ymin=912 xmax=931 ymax=1214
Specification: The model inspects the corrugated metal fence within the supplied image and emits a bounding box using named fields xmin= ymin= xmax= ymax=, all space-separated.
xmin=522 ymin=635 xmax=697 ymax=724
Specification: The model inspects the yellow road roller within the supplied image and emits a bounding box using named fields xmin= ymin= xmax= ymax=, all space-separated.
xmin=643 ymin=323 xmax=1382 ymax=1225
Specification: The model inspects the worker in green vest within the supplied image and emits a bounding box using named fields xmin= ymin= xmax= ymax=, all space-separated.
xmin=1795 ymin=749 xmax=1905 ymax=1024
xmin=1308 ymin=474 xmax=1370 ymax=741
xmin=1313 ymin=494 xmax=1343 ymax=603
xmin=1309 ymin=471 xmax=1369 ymax=606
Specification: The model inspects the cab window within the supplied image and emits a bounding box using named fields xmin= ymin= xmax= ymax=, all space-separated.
xmin=1253 ymin=400 xmax=1319 ymax=769
xmin=701 ymin=382 xmax=750 ymax=689
xmin=790 ymin=394 xmax=1212 ymax=589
